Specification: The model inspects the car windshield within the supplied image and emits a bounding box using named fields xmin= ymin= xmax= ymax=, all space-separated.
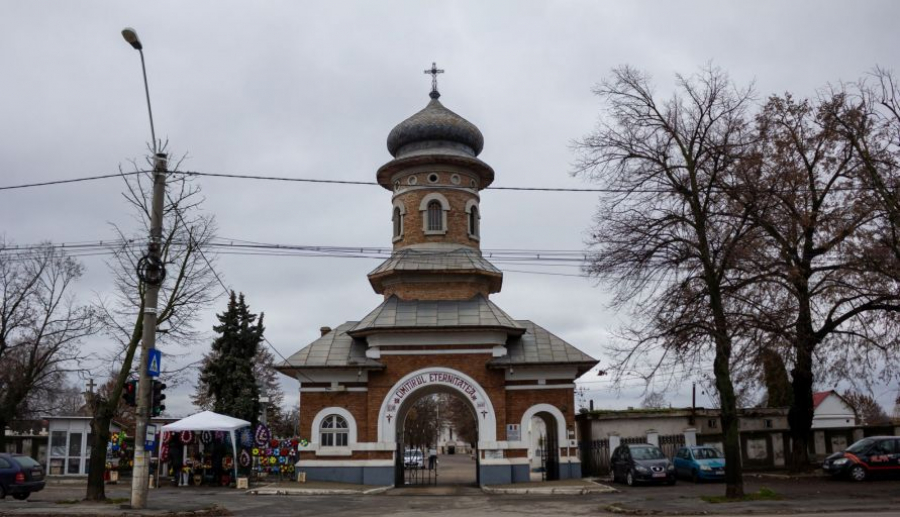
xmin=13 ymin=456 xmax=41 ymax=469
xmin=630 ymin=446 xmax=666 ymax=460
xmin=846 ymin=438 xmax=875 ymax=454
xmin=692 ymin=448 xmax=723 ymax=459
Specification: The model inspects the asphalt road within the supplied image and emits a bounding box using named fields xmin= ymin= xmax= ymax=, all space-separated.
xmin=1 ymin=473 xmax=899 ymax=516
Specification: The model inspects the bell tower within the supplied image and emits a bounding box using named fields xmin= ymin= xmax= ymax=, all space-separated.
xmin=369 ymin=64 xmax=502 ymax=301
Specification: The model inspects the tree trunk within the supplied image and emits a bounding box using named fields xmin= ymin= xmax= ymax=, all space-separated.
xmin=0 ymin=416 xmax=7 ymax=450
xmin=713 ymin=334 xmax=745 ymax=498
xmin=85 ymin=410 xmax=113 ymax=501
xmin=788 ymin=342 xmax=815 ymax=472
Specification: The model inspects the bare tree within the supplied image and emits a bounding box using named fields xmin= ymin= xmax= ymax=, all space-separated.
xmin=574 ymin=66 xmax=756 ymax=498
xmin=85 ymin=156 xmax=219 ymax=501
xmin=0 ymin=242 xmax=94 ymax=448
xmin=640 ymin=391 xmax=669 ymax=409
xmin=843 ymin=390 xmax=891 ymax=426
xmin=728 ymin=93 xmax=900 ymax=470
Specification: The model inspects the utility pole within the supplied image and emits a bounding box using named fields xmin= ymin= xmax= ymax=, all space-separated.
xmin=122 ymin=26 xmax=166 ymax=510
xmin=131 ymin=152 xmax=167 ymax=508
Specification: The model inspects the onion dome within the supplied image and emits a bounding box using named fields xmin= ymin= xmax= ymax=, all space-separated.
xmin=386 ymin=94 xmax=485 ymax=158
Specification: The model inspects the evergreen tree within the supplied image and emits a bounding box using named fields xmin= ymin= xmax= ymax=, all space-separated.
xmin=197 ymin=291 xmax=265 ymax=424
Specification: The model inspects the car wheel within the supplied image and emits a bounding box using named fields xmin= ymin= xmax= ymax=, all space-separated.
xmin=849 ymin=464 xmax=867 ymax=482
xmin=12 ymin=492 xmax=29 ymax=501
xmin=626 ymin=471 xmax=635 ymax=487
xmin=692 ymin=470 xmax=700 ymax=483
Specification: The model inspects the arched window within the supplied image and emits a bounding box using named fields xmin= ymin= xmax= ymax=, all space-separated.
xmin=393 ymin=206 xmax=402 ymax=238
xmin=427 ymin=200 xmax=443 ymax=232
xmin=469 ymin=205 xmax=479 ymax=237
xmin=320 ymin=415 xmax=349 ymax=447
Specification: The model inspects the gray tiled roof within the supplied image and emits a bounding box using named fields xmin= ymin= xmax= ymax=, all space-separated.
xmin=491 ymin=320 xmax=598 ymax=367
xmin=386 ymin=97 xmax=485 ymax=157
xmin=347 ymin=295 xmax=524 ymax=336
xmin=276 ymin=322 xmax=383 ymax=369
xmin=368 ymin=247 xmax=503 ymax=277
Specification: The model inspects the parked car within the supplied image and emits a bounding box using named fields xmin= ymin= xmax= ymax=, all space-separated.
xmin=611 ymin=443 xmax=676 ymax=486
xmin=822 ymin=436 xmax=900 ymax=482
xmin=0 ymin=453 xmax=45 ymax=500
xmin=403 ymin=449 xmax=424 ymax=468
xmin=673 ymin=446 xmax=725 ymax=482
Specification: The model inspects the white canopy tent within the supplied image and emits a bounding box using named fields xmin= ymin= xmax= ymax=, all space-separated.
xmin=161 ymin=411 xmax=250 ymax=483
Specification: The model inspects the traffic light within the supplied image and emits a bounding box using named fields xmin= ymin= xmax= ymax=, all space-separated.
xmin=151 ymin=380 xmax=167 ymax=417
xmin=123 ymin=379 xmax=138 ymax=407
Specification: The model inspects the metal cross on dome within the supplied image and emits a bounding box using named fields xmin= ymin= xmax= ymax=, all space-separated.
xmin=424 ymin=62 xmax=444 ymax=98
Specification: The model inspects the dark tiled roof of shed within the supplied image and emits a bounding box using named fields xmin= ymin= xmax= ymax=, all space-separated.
xmin=491 ymin=320 xmax=597 ymax=366
xmin=277 ymin=322 xmax=383 ymax=369
xmin=348 ymin=295 xmax=523 ymax=336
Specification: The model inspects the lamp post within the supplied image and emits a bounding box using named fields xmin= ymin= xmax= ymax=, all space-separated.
xmin=122 ymin=27 xmax=167 ymax=510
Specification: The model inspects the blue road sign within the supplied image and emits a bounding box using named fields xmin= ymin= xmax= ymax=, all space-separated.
xmin=147 ymin=348 xmax=162 ymax=377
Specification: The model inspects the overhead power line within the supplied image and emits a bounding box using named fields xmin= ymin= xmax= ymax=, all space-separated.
xmin=1 ymin=168 xmax=894 ymax=194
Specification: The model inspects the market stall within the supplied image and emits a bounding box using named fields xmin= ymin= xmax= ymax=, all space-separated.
xmin=160 ymin=411 xmax=250 ymax=485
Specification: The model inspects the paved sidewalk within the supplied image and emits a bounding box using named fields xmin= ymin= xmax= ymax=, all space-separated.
xmin=482 ymin=478 xmax=616 ymax=495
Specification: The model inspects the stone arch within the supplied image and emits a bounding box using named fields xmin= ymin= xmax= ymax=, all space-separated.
xmin=418 ymin=192 xmax=450 ymax=211
xmin=311 ymin=406 xmax=359 ymax=446
xmin=377 ymin=367 xmax=497 ymax=444
xmin=519 ymin=403 xmax=566 ymax=444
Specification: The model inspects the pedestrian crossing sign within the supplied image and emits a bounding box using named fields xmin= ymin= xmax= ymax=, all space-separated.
xmin=147 ymin=348 xmax=161 ymax=377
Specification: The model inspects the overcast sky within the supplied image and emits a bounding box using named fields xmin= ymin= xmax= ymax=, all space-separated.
xmin=2 ymin=1 xmax=898 ymax=418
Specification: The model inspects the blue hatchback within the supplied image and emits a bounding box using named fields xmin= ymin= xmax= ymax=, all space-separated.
xmin=673 ymin=446 xmax=725 ymax=482
xmin=0 ymin=453 xmax=45 ymax=500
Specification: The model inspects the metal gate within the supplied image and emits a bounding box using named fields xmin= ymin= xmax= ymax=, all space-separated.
xmin=396 ymin=439 xmax=437 ymax=486
xmin=539 ymin=431 xmax=560 ymax=481
xmin=579 ymin=438 xmax=610 ymax=476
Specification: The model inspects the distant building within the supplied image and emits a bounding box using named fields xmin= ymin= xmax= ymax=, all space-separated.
xmin=811 ymin=391 xmax=856 ymax=429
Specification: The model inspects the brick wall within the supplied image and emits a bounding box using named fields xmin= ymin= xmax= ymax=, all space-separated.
xmin=298 ymin=353 xmax=577 ymax=453
xmin=392 ymin=175 xmax=480 ymax=249
xmin=383 ymin=280 xmax=490 ymax=300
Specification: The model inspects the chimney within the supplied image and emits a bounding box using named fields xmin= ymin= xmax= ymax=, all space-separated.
xmin=320 ymin=326 xmax=332 ymax=337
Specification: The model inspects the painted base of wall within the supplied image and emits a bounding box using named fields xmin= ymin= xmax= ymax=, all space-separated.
xmin=301 ymin=466 xmax=394 ymax=486
xmin=299 ymin=460 xmax=581 ymax=486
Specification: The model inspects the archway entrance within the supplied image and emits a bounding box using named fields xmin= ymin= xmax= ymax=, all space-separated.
xmin=379 ymin=367 xmax=495 ymax=487
xmin=395 ymin=392 xmax=479 ymax=486
xmin=533 ymin=412 xmax=560 ymax=481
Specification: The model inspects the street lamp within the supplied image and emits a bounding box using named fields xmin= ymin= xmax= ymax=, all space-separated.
xmin=121 ymin=27 xmax=157 ymax=153
xmin=122 ymin=26 xmax=167 ymax=510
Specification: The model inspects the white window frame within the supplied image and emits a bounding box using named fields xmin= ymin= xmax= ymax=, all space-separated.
xmin=465 ymin=199 xmax=481 ymax=240
xmin=419 ymin=193 xmax=450 ymax=235
xmin=392 ymin=201 xmax=406 ymax=243
xmin=311 ymin=407 xmax=358 ymax=456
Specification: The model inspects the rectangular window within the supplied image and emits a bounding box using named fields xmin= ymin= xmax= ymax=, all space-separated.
xmin=51 ymin=431 xmax=67 ymax=457
xmin=707 ymin=419 xmax=718 ymax=429
xmin=321 ymin=433 xmax=333 ymax=447
xmin=764 ymin=419 xmax=773 ymax=429
xmin=336 ymin=433 xmax=348 ymax=447
xmin=67 ymin=458 xmax=80 ymax=475
xmin=69 ymin=432 xmax=82 ymax=458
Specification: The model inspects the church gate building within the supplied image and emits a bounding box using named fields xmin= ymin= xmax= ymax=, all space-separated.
xmin=276 ymin=72 xmax=598 ymax=486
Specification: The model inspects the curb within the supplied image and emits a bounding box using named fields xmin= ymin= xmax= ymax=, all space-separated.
xmin=481 ymin=480 xmax=617 ymax=495
xmin=246 ymin=485 xmax=392 ymax=496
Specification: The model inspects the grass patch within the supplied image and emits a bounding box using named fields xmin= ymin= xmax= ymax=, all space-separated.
xmin=701 ymin=486 xmax=782 ymax=504
xmin=104 ymin=497 xmax=129 ymax=504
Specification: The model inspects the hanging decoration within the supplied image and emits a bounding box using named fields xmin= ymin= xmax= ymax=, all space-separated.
xmin=299 ymin=439 xmax=309 ymax=447
xmin=179 ymin=430 xmax=194 ymax=445
xmin=162 ymin=431 xmax=172 ymax=444
xmin=239 ymin=428 xmax=253 ymax=448
xmin=254 ymin=424 xmax=271 ymax=446
xmin=248 ymin=435 xmax=302 ymax=475
xmin=239 ymin=449 xmax=251 ymax=468
xmin=200 ymin=431 xmax=213 ymax=444
xmin=222 ymin=456 xmax=234 ymax=470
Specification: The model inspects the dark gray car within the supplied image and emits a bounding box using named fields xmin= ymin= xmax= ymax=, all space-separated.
xmin=611 ymin=443 xmax=676 ymax=486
